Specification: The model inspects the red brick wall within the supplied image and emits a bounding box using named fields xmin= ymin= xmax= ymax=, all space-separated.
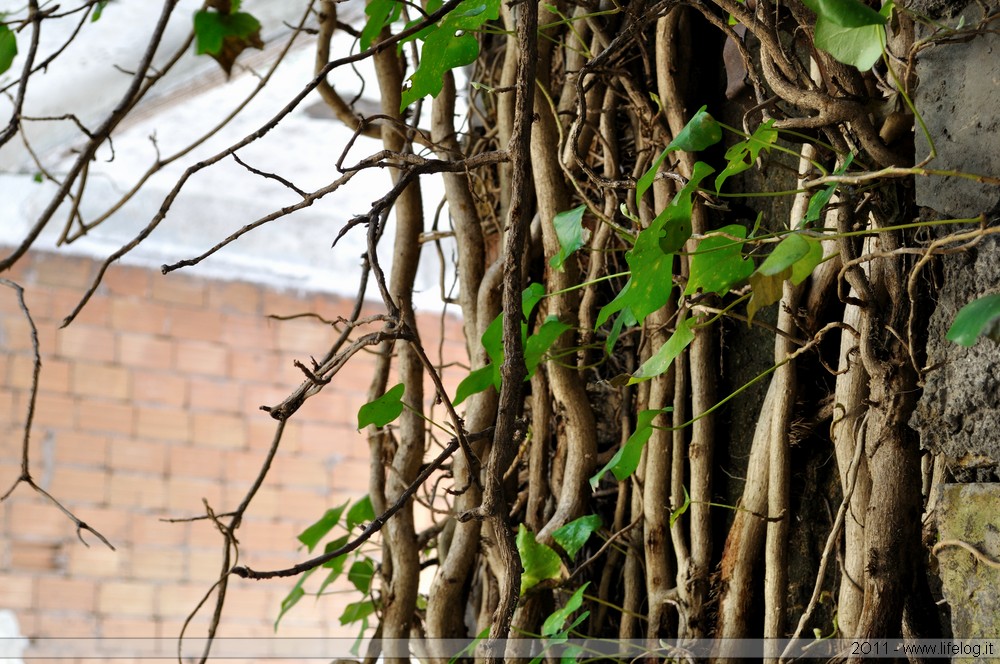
xmin=0 ymin=250 xmax=465 ymax=655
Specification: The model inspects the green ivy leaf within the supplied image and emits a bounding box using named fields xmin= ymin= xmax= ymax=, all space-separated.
xmin=525 ymin=316 xmax=572 ymax=375
xmin=360 ymin=0 xmax=402 ymax=50
xmin=714 ymin=120 xmax=777 ymax=193
xmin=803 ymin=0 xmax=888 ymax=71
xmin=400 ymin=0 xmax=501 ymax=109
xmin=321 ymin=536 xmax=350 ymax=569
xmin=590 ymin=408 xmax=669 ymax=487
xmin=540 ymin=583 xmax=590 ymax=637
xmin=92 ymin=1 xmax=109 ymax=21
xmin=340 ymin=599 xmax=376 ymax=625
xmin=348 ymin=558 xmax=376 ymax=594
xmin=274 ymin=567 xmax=316 ymax=631
xmin=0 ymin=24 xmax=17 ymax=75
xmin=629 ymin=317 xmax=696 ymax=385
xmin=804 ymin=154 xmax=853 ymax=226
xmin=685 ymin=224 xmax=753 ymax=296
xmin=193 ymin=10 xmax=261 ymax=55
xmin=346 ymin=495 xmax=375 ymax=530
xmin=317 ymin=551 xmax=348 ymax=594
xmin=549 ymin=205 xmax=590 ymax=271
xmin=297 ymin=501 xmax=350 ymax=552
xmin=453 ymin=364 xmax=497 ymax=406
xmin=747 ymin=233 xmax=823 ymax=321
xmin=670 ymin=485 xmax=691 ymax=527
xmin=357 ymin=382 xmax=406 ymax=429
xmin=636 ymin=106 xmax=722 ymax=202
xmin=947 ymin=293 xmax=1000 ymax=346
xmin=552 ymin=515 xmax=602 ymax=561
xmin=516 ymin=524 xmax=561 ymax=594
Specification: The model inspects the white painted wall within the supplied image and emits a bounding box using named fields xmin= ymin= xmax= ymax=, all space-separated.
xmin=0 ymin=1 xmax=457 ymax=312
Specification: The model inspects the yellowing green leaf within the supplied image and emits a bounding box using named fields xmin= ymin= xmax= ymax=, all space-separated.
xmin=516 ymin=524 xmax=561 ymax=594
xmin=685 ymin=224 xmax=753 ymax=296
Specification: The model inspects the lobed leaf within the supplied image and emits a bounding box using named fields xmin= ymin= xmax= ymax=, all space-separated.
xmin=297 ymin=501 xmax=350 ymax=552
xmin=357 ymin=382 xmax=406 ymax=429
xmin=685 ymin=224 xmax=753 ymax=297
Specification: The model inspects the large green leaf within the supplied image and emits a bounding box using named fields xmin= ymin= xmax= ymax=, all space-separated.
xmin=297 ymin=501 xmax=350 ymax=552
xmin=274 ymin=567 xmax=316 ymax=631
xmin=590 ymin=408 xmax=669 ymax=487
xmin=685 ymin=224 xmax=753 ymax=296
xmin=629 ymin=317 xmax=696 ymax=384
xmin=348 ymin=558 xmax=376 ymax=594
xmin=193 ymin=9 xmax=261 ymax=55
xmin=550 ymin=205 xmax=590 ymax=271
xmin=803 ymin=0 xmax=889 ymax=71
xmin=346 ymin=495 xmax=375 ymax=530
xmin=400 ymin=0 xmax=501 ymax=109
xmin=360 ymin=0 xmax=402 ymax=50
xmin=552 ymin=515 xmax=602 ymax=561
xmin=516 ymin=524 xmax=561 ymax=594
xmin=801 ymin=0 xmax=886 ymax=27
xmin=746 ymin=233 xmax=823 ymax=321
xmin=357 ymin=382 xmax=405 ymax=429
xmin=453 ymin=364 xmax=497 ymax=406
xmin=340 ymin=599 xmax=376 ymax=625
xmin=636 ymin=106 xmax=721 ymax=202
xmin=0 ymin=24 xmax=17 ymax=75
xmin=947 ymin=293 xmax=1000 ymax=346
xmin=524 ymin=316 xmax=572 ymax=375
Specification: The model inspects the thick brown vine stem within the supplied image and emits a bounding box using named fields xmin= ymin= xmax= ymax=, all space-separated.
xmin=455 ymin=0 xmax=538 ymax=659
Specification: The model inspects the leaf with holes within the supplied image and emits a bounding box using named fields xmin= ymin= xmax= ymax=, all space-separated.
xmin=357 ymin=382 xmax=405 ymax=429
xmin=947 ymin=293 xmax=1000 ymax=346
xmin=685 ymin=224 xmax=753 ymax=296
xmin=553 ymin=515 xmax=602 ymax=561
xmin=297 ymin=501 xmax=350 ymax=552
xmin=517 ymin=524 xmax=561 ymax=594
xmin=550 ymin=205 xmax=590 ymax=271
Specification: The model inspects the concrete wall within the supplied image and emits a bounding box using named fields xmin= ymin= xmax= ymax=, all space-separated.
xmin=0 ymin=249 xmax=465 ymax=658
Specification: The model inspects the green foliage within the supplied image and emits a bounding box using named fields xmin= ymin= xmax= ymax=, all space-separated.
xmin=193 ymin=8 xmax=261 ymax=56
xmin=92 ymin=1 xmax=109 ymax=21
xmin=516 ymin=524 xmax=562 ymax=594
xmin=804 ymin=155 xmax=854 ymax=225
xmin=357 ymin=382 xmax=405 ymax=429
xmin=340 ymin=599 xmax=376 ymax=625
xmin=552 ymin=515 xmax=602 ymax=561
xmin=802 ymin=0 xmax=888 ymax=70
xmin=274 ymin=567 xmax=316 ymax=630
xmin=947 ymin=293 xmax=1000 ymax=346
xmin=590 ymin=408 xmax=670 ymax=487
xmin=399 ymin=0 xmax=501 ymax=110
xmin=360 ymin=0 xmax=402 ymax=50
xmin=670 ymin=485 xmax=691 ymax=527
xmin=297 ymin=500 xmax=350 ymax=552
xmin=636 ymin=106 xmax=722 ymax=202
xmin=747 ymin=233 xmax=823 ymax=321
xmin=550 ymin=205 xmax=590 ymax=271
xmin=0 ymin=23 xmax=16 ymax=76
xmin=346 ymin=495 xmax=375 ymax=530
xmin=348 ymin=558 xmax=376 ymax=593
xmin=540 ymin=583 xmax=589 ymax=637
xmin=715 ymin=120 xmax=777 ymax=193
xmin=630 ymin=317 xmax=695 ymax=384
xmin=685 ymin=225 xmax=754 ymax=297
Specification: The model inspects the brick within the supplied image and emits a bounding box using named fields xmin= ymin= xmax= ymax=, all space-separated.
xmin=55 ymin=325 xmax=115 ymax=363
xmin=36 ymin=577 xmax=98 ymax=612
xmin=188 ymin=549 xmax=227 ymax=583
xmin=262 ymin=288 xmax=310 ymax=317
xmin=108 ymin=473 xmax=167 ymax=511
xmin=275 ymin=487 xmax=325 ymax=518
xmin=22 ymin=391 xmax=76 ymax=430
xmin=55 ymin=431 xmax=109 ymax=467
xmin=221 ymin=313 xmax=278 ymax=349
xmin=72 ymin=362 xmax=130 ymax=400
xmin=150 ymin=274 xmax=205 ymax=306
xmin=169 ymin=306 xmax=223 ymax=342
xmin=118 ymin=333 xmax=173 ymax=370
xmin=192 ymin=412 xmax=245 ymax=450
xmin=242 ymin=383 xmax=290 ymax=415
xmin=108 ymin=438 xmax=167 ymax=475
xmin=66 ymin=545 xmax=123 ymax=578
xmin=0 ymin=572 xmax=34 ymax=608
xmin=110 ymin=299 xmax=168 ymax=335
xmin=98 ymin=581 xmax=156 ymax=617
xmin=175 ymin=341 xmax=228 ymax=377
xmin=29 ymin=611 xmax=99 ymax=638
xmin=130 ymin=548 xmax=186 ymax=581
xmin=229 ymin=348 xmax=280 ymax=382
xmin=9 ymin=540 xmax=61 ymax=570
xmin=271 ymin=454 xmax=329 ymax=490
xmin=1 ymin=316 xmax=37 ymax=352
xmin=132 ymin=370 xmax=187 ymax=407
xmin=167 ymin=444 xmax=224 ymax=480
xmin=136 ymin=407 xmax=191 ymax=443
xmin=208 ymin=280 xmax=260 ymax=315
xmin=131 ymin=513 xmax=188 ymax=548
xmin=8 ymin=500 xmax=70 ymax=541
xmin=99 ymin=616 xmax=160 ymax=639
xmin=188 ymin=377 xmax=240 ymax=413
xmin=330 ymin=457 xmax=372 ymax=493
xmin=275 ymin=319 xmax=337 ymax=355
xmin=8 ymin=354 xmax=71 ymax=394
xmin=158 ymin=582 xmax=214 ymax=617
xmin=50 ymin=466 xmax=108 ymax=505
xmin=51 ymin=288 xmax=111 ymax=326
xmin=101 ymin=265 xmax=151 ymax=298
xmin=72 ymin=505 xmax=132 ymax=544
xmin=32 ymin=253 xmax=95 ymax=289
xmin=164 ymin=477 xmax=223 ymax=514
xmin=76 ymin=399 xmax=133 ymax=435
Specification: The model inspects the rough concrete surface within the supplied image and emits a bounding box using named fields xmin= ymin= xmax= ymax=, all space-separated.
xmin=912 ymin=3 xmax=1000 ymax=218
xmin=936 ymin=484 xmax=1000 ymax=639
